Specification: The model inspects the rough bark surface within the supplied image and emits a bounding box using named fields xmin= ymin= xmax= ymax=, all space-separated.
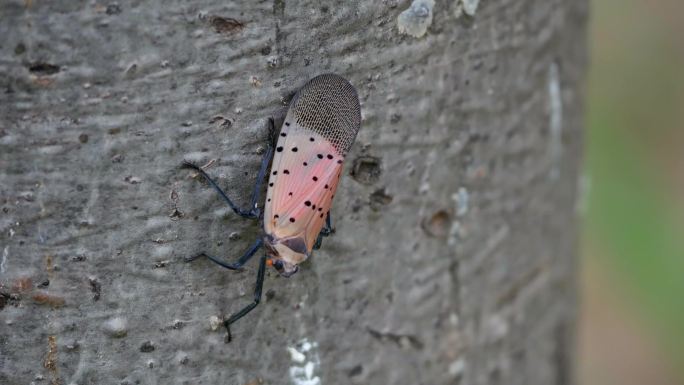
xmin=0 ymin=1 xmax=587 ymax=384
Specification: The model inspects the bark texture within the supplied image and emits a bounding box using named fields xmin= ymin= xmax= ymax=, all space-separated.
xmin=0 ymin=1 xmax=587 ymax=384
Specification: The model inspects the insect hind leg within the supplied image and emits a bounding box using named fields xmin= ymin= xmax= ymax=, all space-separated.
xmin=185 ymin=239 xmax=263 ymax=270
xmin=313 ymin=214 xmax=335 ymax=250
xmin=224 ymin=254 xmax=268 ymax=341
xmin=320 ymin=213 xmax=334 ymax=236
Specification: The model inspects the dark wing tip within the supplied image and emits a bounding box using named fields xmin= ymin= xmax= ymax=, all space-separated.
xmin=290 ymin=74 xmax=361 ymax=154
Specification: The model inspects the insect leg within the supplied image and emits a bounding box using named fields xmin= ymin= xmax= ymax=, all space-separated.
xmin=247 ymin=140 xmax=274 ymax=219
xmin=181 ymin=161 xmax=258 ymax=218
xmin=313 ymin=233 xmax=324 ymax=250
xmin=319 ymin=213 xmax=335 ymax=236
xmin=313 ymin=214 xmax=335 ymax=250
xmin=224 ymin=254 xmax=268 ymax=341
xmin=181 ymin=119 xmax=275 ymax=219
xmin=185 ymin=239 xmax=263 ymax=270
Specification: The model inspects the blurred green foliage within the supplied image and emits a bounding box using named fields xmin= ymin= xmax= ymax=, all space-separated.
xmin=587 ymin=0 xmax=684 ymax=372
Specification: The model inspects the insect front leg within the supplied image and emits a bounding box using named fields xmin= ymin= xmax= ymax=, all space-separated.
xmin=181 ymin=119 xmax=275 ymax=219
xmin=185 ymin=238 xmax=263 ymax=270
xmin=224 ymin=254 xmax=268 ymax=342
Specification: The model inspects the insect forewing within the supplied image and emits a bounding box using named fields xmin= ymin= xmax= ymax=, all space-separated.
xmin=263 ymin=74 xmax=361 ymax=253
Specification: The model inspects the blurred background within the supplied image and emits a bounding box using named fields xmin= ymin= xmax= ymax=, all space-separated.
xmin=579 ymin=0 xmax=684 ymax=384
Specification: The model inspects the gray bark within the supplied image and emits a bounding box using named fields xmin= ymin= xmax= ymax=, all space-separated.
xmin=0 ymin=1 xmax=587 ymax=384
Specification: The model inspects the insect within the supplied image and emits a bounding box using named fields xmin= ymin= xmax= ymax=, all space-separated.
xmin=182 ymin=74 xmax=361 ymax=340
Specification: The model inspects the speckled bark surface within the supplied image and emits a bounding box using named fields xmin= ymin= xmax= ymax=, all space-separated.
xmin=0 ymin=1 xmax=587 ymax=384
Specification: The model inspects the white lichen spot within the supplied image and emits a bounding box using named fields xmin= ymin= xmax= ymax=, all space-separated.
xmin=448 ymin=312 xmax=460 ymax=326
xmin=288 ymin=338 xmax=321 ymax=385
xmin=209 ymin=315 xmax=221 ymax=331
xmin=397 ymin=0 xmax=435 ymax=38
xmin=419 ymin=150 xmax=437 ymax=195
xmin=287 ymin=347 xmax=306 ymax=363
xmin=304 ymin=361 xmax=315 ymax=379
xmin=1 ymin=246 xmax=8 ymax=274
xmin=103 ymin=317 xmax=128 ymax=338
xmin=447 ymin=188 xmax=469 ymax=246
xmin=455 ymin=187 xmax=469 ymax=217
xmin=548 ymin=62 xmax=563 ymax=180
xmin=152 ymin=245 xmax=173 ymax=258
xmin=454 ymin=0 xmax=480 ymax=18
xmin=448 ymin=358 xmax=465 ymax=376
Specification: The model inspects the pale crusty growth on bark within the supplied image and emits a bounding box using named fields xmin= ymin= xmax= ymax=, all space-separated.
xmin=397 ymin=0 xmax=436 ymax=38
xmin=0 ymin=1 xmax=587 ymax=384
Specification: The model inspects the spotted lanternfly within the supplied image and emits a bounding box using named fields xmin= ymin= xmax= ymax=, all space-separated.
xmin=182 ymin=74 xmax=361 ymax=340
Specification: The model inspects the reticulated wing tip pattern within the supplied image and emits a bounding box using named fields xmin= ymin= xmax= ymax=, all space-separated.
xmin=291 ymin=74 xmax=361 ymax=156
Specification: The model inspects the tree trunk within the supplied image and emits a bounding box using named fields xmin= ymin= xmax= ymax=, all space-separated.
xmin=0 ymin=1 xmax=587 ymax=384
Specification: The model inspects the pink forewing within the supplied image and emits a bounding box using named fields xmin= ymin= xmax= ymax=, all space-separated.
xmin=264 ymin=123 xmax=344 ymax=251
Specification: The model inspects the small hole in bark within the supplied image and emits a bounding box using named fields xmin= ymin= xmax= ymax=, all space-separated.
xmin=351 ymin=156 xmax=382 ymax=185
xmin=369 ymin=188 xmax=393 ymax=211
xmin=422 ymin=209 xmax=452 ymax=238
xmin=348 ymin=365 xmax=363 ymax=377
xmin=209 ymin=16 xmax=244 ymax=34
xmin=27 ymin=62 xmax=60 ymax=75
